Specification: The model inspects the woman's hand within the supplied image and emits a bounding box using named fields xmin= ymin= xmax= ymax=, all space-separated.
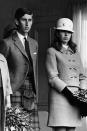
xmin=62 ymin=86 xmax=77 ymax=104
xmin=5 ymin=95 xmax=11 ymax=109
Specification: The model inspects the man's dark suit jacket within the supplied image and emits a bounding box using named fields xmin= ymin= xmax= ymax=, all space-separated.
xmin=0 ymin=32 xmax=38 ymax=94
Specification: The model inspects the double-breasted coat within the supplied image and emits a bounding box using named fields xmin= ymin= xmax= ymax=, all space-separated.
xmin=45 ymin=46 xmax=86 ymax=127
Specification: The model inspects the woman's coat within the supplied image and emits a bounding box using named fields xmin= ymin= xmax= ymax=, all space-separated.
xmin=0 ymin=54 xmax=12 ymax=131
xmin=45 ymin=46 xmax=86 ymax=127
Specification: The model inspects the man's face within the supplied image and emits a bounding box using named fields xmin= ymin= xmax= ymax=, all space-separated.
xmin=17 ymin=14 xmax=33 ymax=35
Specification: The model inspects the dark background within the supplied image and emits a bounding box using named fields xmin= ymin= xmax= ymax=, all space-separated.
xmin=0 ymin=0 xmax=85 ymax=111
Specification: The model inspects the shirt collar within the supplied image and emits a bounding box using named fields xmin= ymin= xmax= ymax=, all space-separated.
xmin=60 ymin=46 xmax=74 ymax=55
xmin=62 ymin=44 xmax=68 ymax=50
xmin=17 ymin=32 xmax=28 ymax=43
xmin=17 ymin=32 xmax=29 ymax=48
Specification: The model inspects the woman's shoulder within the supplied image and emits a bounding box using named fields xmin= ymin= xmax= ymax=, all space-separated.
xmin=0 ymin=53 xmax=7 ymax=62
xmin=74 ymin=48 xmax=80 ymax=56
xmin=47 ymin=47 xmax=60 ymax=55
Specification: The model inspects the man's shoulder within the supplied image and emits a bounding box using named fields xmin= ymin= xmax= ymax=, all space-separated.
xmin=3 ymin=35 xmax=13 ymax=42
xmin=28 ymin=36 xmax=38 ymax=45
xmin=3 ymin=31 xmax=18 ymax=41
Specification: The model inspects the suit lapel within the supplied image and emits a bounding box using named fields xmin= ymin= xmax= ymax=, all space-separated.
xmin=27 ymin=36 xmax=33 ymax=56
xmin=12 ymin=33 xmax=29 ymax=60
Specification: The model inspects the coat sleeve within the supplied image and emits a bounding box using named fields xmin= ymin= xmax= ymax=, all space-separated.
xmin=79 ymin=53 xmax=87 ymax=89
xmin=45 ymin=48 xmax=67 ymax=92
xmin=0 ymin=39 xmax=9 ymax=58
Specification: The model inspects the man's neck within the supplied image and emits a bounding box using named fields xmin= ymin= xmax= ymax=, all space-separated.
xmin=18 ymin=30 xmax=28 ymax=37
xmin=17 ymin=31 xmax=28 ymax=38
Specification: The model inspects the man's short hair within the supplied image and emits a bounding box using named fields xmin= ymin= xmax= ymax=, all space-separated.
xmin=15 ymin=8 xmax=33 ymax=20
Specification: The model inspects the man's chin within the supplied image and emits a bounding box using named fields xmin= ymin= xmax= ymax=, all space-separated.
xmin=24 ymin=30 xmax=29 ymax=33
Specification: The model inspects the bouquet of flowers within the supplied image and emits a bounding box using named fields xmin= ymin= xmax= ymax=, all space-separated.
xmin=73 ymin=89 xmax=87 ymax=102
xmin=73 ymin=89 xmax=87 ymax=117
xmin=5 ymin=105 xmax=33 ymax=131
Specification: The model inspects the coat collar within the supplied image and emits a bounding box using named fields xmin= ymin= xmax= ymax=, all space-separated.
xmin=60 ymin=46 xmax=74 ymax=55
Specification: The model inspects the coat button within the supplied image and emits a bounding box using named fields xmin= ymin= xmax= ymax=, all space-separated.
xmin=74 ymin=76 xmax=77 ymax=78
xmin=70 ymin=76 xmax=73 ymax=78
xmin=72 ymin=60 xmax=75 ymax=62
xmin=73 ymin=68 xmax=77 ymax=71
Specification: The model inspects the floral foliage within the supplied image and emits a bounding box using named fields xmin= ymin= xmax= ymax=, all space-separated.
xmin=6 ymin=105 xmax=33 ymax=130
xmin=73 ymin=89 xmax=87 ymax=102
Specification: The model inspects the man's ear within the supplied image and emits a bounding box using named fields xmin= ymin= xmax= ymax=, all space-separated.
xmin=15 ymin=19 xmax=19 ymax=26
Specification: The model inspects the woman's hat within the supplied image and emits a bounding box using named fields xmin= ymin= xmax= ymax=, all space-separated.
xmin=54 ymin=18 xmax=74 ymax=33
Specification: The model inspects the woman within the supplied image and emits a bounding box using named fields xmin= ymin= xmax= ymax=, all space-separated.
xmin=45 ymin=18 xmax=86 ymax=131
xmin=0 ymin=53 xmax=12 ymax=131
xmin=3 ymin=23 xmax=17 ymax=39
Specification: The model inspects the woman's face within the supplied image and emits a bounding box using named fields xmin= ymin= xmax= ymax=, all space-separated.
xmin=58 ymin=30 xmax=72 ymax=44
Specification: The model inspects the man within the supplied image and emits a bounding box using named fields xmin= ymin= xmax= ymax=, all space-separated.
xmin=0 ymin=8 xmax=40 ymax=131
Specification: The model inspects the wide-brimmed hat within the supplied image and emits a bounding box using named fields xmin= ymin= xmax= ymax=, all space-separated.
xmin=54 ymin=18 xmax=74 ymax=33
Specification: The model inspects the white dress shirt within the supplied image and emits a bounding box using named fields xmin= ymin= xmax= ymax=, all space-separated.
xmin=17 ymin=32 xmax=27 ymax=49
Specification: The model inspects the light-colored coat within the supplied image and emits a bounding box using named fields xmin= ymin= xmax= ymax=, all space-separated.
xmin=0 ymin=54 xmax=12 ymax=131
xmin=45 ymin=47 xmax=86 ymax=127
xmin=0 ymin=54 xmax=12 ymax=99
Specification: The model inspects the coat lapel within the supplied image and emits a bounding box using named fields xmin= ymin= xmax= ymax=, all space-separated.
xmin=27 ymin=36 xmax=34 ymax=56
xmin=12 ymin=33 xmax=29 ymax=60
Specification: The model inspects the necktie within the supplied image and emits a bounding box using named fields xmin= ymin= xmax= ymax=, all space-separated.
xmin=24 ymin=37 xmax=36 ymax=94
xmin=24 ymin=37 xmax=33 ymax=65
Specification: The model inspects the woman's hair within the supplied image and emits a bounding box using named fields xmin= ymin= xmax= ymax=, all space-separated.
xmin=51 ymin=30 xmax=77 ymax=53
xmin=3 ymin=24 xmax=17 ymax=38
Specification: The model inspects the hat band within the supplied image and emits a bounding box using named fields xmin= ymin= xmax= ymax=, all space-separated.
xmin=54 ymin=27 xmax=74 ymax=33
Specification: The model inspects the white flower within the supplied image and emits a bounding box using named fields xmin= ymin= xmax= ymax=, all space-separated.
xmin=10 ymin=126 xmax=16 ymax=131
xmin=15 ymin=108 xmax=21 ymax=114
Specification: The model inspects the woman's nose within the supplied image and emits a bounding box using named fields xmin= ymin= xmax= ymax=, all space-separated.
xmin=65 ymin=32 xmax=68 ymax=36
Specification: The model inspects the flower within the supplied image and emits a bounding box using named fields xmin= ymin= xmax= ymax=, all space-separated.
xmin=6 ymin=105 xmax=33 ymax=130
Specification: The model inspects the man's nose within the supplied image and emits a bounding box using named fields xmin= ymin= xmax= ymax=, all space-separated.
xmin=26 ymin=20 xmax=28 ymax=25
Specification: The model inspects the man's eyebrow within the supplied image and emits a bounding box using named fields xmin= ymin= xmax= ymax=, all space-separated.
xmin=21 ymin=18 xmax=32 ymax=20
